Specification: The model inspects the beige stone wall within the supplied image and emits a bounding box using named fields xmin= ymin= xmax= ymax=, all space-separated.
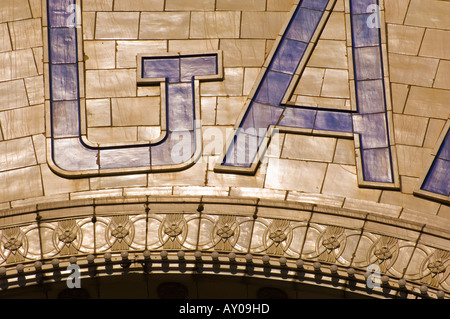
xmin=0 ymin=0 xmax=448 ymax=223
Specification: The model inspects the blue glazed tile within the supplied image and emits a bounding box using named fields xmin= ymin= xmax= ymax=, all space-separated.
xmin=48 ymin=0 xmax=77 ymax=28
xmin=278 ymin=106 xmax=316 ymax=129
xmin=52 ymin=100 xmax=79 ymax=138
xmin=180 ymin=55 xmax=217 ymax=82
xmin=353 ymin=113 xmax=388 ymax=149
xmin=361 ymin=148 xmax=393 ymax=183
xmin=142 ymin=58 xmax=180 ymax=83
xmin=353 ymin=46 xmax=382 ymax=81
xmin=50 ymin=64 xmax=79 ymax=101
xmin=285 ymin=8 xmax=323 ymax=43
xmin=315 ymin=110 xmax=353 ymax=133
xmin=222 ymin=130 xmax=260 ymax=167
xmin=52 ymin=138 xmax=99 ymax=171
xmin=422 ymin=158 xmax=450 ymax=196
xmin=254 ymin=71 xmax=292 ymax=106
xmin=270 ymin=39 xmax=307 ymax=75
xmin=350 ymin=0 xmax=379 ymax=14
xmin=167 ymin=83 xmax=195 ymax=132
xmin=351 ymin=14 xmax=380 ymax=48
xmin=239 ymin=102 xmax=284 ymax=141
xmin=437 ymin=130 xmax=450 ymax=161
xmin=100 ymin=147 xmax=151 ymax=169
xmin=49 ymin=28 xmax=77 ymax=64
xmin=151 ymin=131 xmax=196 ymax=166
xmin=300 ymin=0 xmax=329 ymax=11
xmin=355 ymin=80 xmax=385 ymax=114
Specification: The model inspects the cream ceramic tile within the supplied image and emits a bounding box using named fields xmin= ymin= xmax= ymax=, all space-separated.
xmin=32 ymin=134 xmax=46 ymax=164
xmin=321 ymin=164 xmax=381 ymax=202
xmin=96 ymin=12 xmax=140 ymax=39
xmin=114 ymin=0 xmax=164 ymax=11
xmin=40 ymin=164 xmax=89 ymax=195
xmin=220 ymin=39 xmax=266 ymax=67
xmin=0 ymin=137 xmax=36 ymax=172
xmin=140 ymin=12 xmax=190 ymax=39
xmin=0 ymin=166 xmax=43 ymax=202
xmin=116 ymin=40 xmax=167 ymax=68
xmin=380 ymin=191 xmax=440 ymax=216
xmin=166 ymin=0 xmax=215 ymax=10
xmin=240 ymin=12 xmax=289 ymax=39
xmin=148 ymin=161 xmax=207 ymax=186
xmin=137 ymin=126 xmax=161 ymax=141
xmin=0 ymin=0 xmax=32 ymax=23
xmin=90 ymin=174 xmax=147 ymax=190
xmin=307 ymin=40 xmax=348 ymax=69
xmin=82 ymin=0 xmax=113 ymax=11
xmin=88 ymin=126 xmax=138 ymax=144
xmin=85 ymin=69 xmax=136 ymax=98
xmin=243 ymin=68 xmax=260 ymax=96
xmin=0 ymin=79 xmax=29 ymax=111
xmin=320 ymin=12 xmax=346 ymax=41
xmin=333 ymin=138 xmax=356 ymax=165
xmin=190 ymin=12 xmax=241 ymax=39
xmin=216 ymin=97 xmax=246 ymax=125
xmin=404 ymin=86 xmax=450 ymax=119
xmin=387 ymin=24 xmax=425 ymax=56
xmin=396 ymin=145 xmax=433 ymax=177
xmin=111 ymin=97 xmax=160 ymax=126
xmin=169 ymin=39 xmax=219 ymax=53
xmin=393 ymin=114 xmax=428 ymax=146
xmin=0 ymin=105 xmax=45 ymax=139
xmin=28 ymin=0 xmax=41 ymax=18
xmin=0 ymin=23 xmax=11 ymax=52
xmin=384 ymin=0 xmax=410 ymax=24
xmin=0 ymin=49 xmax=38 ymax=81
xmin=201 ymin=67 xmax=244 ymax=96
xmin=400 ymin=175 xmax=419 ymax=194
xmin=86 ymin=99 xmax=111 ymax=127
xmin=321 ymin=69 xmax=350 ymax=99
xmin=405 ymin=0 xmax=450 ymax=29
xmin=82 ymin=12 xmax=96 ymax=40
xmin=8 ymin=18 xmax=42 ymax=50
xmin=264 ymin=158 xmax=327 ymax=193
xmin=389 ymin=53 xmax=439 ymax=87
xmin=282 ymin=135 xmax=337 ymax=163
xmin=434 ymin=60 xmax=450 ymax=90
xmin=390 ymin=83 xmax=409 ymax=114
xmin=32 ymin=47 xmax=43 ymax=75
xmin=216 ymin=0 xmax=266 ymax=11
xmin=266 ymin=0 xmax=295 ymax=12
xmin=24 ymin=76 xmax=44 ymax=106
xmin=84 ymin=41 xmax=116 ymax=69
xmin=419 ymin=29 xmax=450 ymax=59
xmin=200 ymin=97 xmax=216 ymax=126
xmin=423 ymin=118 xmax=446 ymax=149
xmin=294 ymin=95 xmax=348 ymax=110
xmin=438 ymin=205 xmax=450 ymax=219
xmin=293 ymin=67 xmax=325 ymax=96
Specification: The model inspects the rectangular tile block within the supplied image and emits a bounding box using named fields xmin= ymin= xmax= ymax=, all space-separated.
xmin=0 ymin=79 xmax=29 ymax=111
xmin=96 ymin=12 xmax=139 ymax=39
xmin=0 ymin=166 xmax=43 ymax=203
xmin=0 ymin=137 xmax=37 ymax=172
xmin=112 ymin=97 xmax=160 ymax=126
xmin=8 ymin=18 xmax=42 ymax=50
xmin=190 ymin=12 xmax=241 ymax=39
xmin=85 ymin=69 xmax=136 ymax=98
xmin=140 ymin=12 xmax=190 ymax=39
xmin=0 ymin=105 xmax=45 ymax=139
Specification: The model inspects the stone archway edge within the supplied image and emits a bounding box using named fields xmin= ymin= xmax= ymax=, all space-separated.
xmin=0 ymin=193 xmax=448 ymax=297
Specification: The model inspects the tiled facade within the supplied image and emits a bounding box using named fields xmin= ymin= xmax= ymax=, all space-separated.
xmin=0 ymin=0 xmax=449 ymax=298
